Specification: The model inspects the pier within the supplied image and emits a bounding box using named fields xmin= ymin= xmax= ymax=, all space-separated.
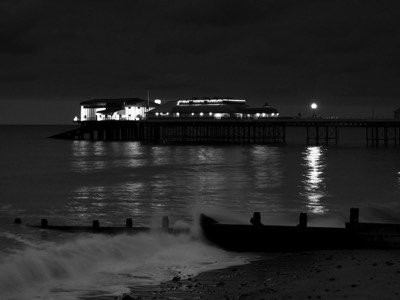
xmin=51 ymin=118 xmax=400 ymax=146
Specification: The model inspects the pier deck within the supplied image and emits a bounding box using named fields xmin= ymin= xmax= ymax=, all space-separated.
xmin=51 ymin=118 xmax=400 ymax=146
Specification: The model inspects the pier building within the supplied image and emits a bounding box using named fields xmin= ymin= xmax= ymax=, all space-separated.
xmin=78 ymin=98 xmax=159 ymax=122
xmin=146 ymin=98 xmax=279 ymax=120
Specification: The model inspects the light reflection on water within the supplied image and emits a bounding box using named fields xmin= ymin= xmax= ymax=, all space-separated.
xmin=71 ymin=141 xmax=148 ymax=172
xmin=63 ymin=141 xmax=400 ymax=226
xmin=301 ymin=146 xmax=328 ymax=214
xmin=67 ymin=143 xmax=286 ymax=224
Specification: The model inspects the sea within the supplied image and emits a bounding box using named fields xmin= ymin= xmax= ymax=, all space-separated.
xmin=0 ymin=125 xmax=399 ymax=299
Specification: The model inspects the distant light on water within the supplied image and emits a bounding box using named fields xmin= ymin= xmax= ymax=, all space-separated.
xmin=302 ymin=146 xmax=327 ymax=214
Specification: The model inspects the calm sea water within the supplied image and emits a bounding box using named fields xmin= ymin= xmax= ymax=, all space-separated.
xmin=0 ymin=125 xmax=399 ymax=299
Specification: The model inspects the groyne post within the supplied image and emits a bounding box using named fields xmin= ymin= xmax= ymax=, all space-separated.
xmin=126 ymin=218 xmax=133 ymax=227
xmin=347 ymin=208 xmax=360 ymax=231
xmin=298 ymin=213 xmax=307 ymax=228
xmin=250 ymin=212 xmax=262 ymax=226
xmin=162 ymin=216 xmax=169 ymax=232
xmin=41 ymin=218 xmax=48 ymax=228
xmin=350 ymin=208 xmax=359 ymax=225
xmin=92 ymin=220 xmax=100 ymax=228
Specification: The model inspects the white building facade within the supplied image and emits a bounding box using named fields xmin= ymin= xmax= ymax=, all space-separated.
xmin=78 ymin=98 xmax=158 ymax=121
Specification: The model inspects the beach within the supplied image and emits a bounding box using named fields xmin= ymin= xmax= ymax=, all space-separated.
xmin=121 ymin=249 xmax=400 ymax=299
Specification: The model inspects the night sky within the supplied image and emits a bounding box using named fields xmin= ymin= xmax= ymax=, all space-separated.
xmin=1 ymin=0 xmax=400 ymax=124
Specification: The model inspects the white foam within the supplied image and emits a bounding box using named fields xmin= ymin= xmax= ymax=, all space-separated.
xmin=0 ymin=229 xmax=249 ymax=300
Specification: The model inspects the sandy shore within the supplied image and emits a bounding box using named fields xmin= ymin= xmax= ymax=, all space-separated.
xmin=118 ymin=249 xmax=400 ymax=299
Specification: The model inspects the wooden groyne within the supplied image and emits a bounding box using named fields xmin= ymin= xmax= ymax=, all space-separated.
xmin=200 ymin=208 xmax=400 ymax=252
xmin=15 ymin=216 xmax=190 ymax=235
xmin=14 ymin=208 xmax=400 ymax=251
xmin=50 ymin=119 xmax=400 ymax=146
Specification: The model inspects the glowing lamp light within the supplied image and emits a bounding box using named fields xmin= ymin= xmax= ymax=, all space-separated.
xmin=154 ymin=99 xmax=162 ymax=105
xmin=200 ymin=112 xmax=204 ymax=116
xmin=311 ymin=102 xmax=318 ymax=118
xmin=73 ymin=116 xmax=79 ymax=122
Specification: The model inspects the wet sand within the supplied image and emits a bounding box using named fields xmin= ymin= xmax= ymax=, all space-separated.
xmin=118 ymin=249 xmax=400 ymax=299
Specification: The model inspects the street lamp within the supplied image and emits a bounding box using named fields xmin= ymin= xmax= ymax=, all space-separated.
xmin=311 ymin=102 xmax=318 ymax=118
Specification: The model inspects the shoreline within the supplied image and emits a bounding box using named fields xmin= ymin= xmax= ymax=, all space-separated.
xmin=118 ymin=249 xmax=400 ymax=299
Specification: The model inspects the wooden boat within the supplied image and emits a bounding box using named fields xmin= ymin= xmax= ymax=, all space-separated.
xmin=200 ymin=209 xmax=400 ymax=252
